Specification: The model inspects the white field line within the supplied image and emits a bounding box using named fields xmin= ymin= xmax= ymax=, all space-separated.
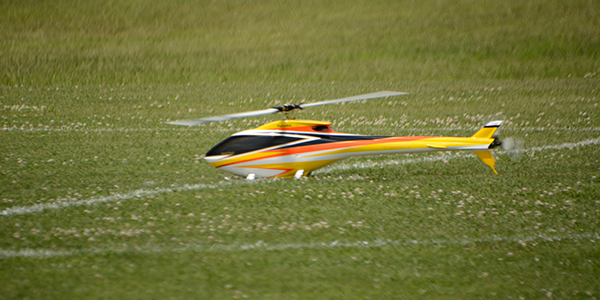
xmin=314 ymin=153 xmax=465 ymax=173
xmin=0 ymin=180 xmax=248 ymax=217
xmin=0 ymin=127 xmax=228 ymax=133
xmin=336 ymin=126 xmax=600 ymax=133
xmin=316 ymin=136 xmax=600 ymax=173
xmin=527 ymin=136 xmax=600 ymax=151
xmin=1 ymin=232 xmax=598 ymax=260
xmin=2 ymin=136 xmax=599 ymax=218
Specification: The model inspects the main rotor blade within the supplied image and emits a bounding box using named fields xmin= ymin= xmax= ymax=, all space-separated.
xmin=166 ymin=91 xmax=408 ymax=126
xmin=165 ymin=108 xmax=280 ymax=126
xmin=300 ymin=91 xmax=408 ymax=108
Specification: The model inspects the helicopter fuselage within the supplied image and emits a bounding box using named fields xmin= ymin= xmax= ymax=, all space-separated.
xmin=203 ymin=119 xmax=501 ymax=178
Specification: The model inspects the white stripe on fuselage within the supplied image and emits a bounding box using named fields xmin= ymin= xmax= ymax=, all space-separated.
xmin=220 ymin=144 xmax=491 ymax=169
xmin=232 ymin=130 xmax=361 ymax=137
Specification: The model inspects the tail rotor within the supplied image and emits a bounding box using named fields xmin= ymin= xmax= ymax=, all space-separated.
xmin=482 ymin=115 xmax=524 ymax=162
xmin=499 ymin=137 xmax=524 ymax=162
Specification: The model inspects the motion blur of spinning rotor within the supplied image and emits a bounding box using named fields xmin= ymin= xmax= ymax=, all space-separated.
xmin=166 ymin=91 xmax=408 ymax=126
xmin=485 ymin=115 xmax=525 ymax=161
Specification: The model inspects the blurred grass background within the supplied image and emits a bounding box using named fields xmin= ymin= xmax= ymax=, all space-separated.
xmin=1 ymin=0 xmax=600 ymax=299
xmin=1 ymin=0 xmax=598 ymax=86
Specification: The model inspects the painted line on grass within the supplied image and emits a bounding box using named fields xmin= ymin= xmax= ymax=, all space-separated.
xmin=316 ymin=136 xmax=600 ymax=173
xmin=1 ymin=232 xmax=598 ymax=259
xmin=0 ymin=180 xmax=249 ymax=217
xmin=528 ymin=136 xmax=600 ymax=151
xmin=1 ymin=127 xmax=229 ymax=133
xmin=314 ymin=152 xmax=465 ymax=173
xmin=2 ymin=136 xmax=599 ymax=217
xmin=336 ymin=126 xmax=600 ymax=133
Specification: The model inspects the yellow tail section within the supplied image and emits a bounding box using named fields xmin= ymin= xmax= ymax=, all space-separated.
xmin=472 ymin=120 xmax=503 ymax=139
xmin=471 ymin=121 xmax=502 ymax=174
xmin=473 ymin=150 xmax=498 ymax=174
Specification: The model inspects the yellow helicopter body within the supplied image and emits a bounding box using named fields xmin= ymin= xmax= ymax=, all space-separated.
xmin=202 ymin=119 xmax=502 ymax=178
xmin=167 ymin=91 xmax=504 ymax=179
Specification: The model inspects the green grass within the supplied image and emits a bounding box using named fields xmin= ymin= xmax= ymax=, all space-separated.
xmin=1 ymin=0 xmax=600 ymax=299
xmin=1 ymin=0 xmax=599 ymax=85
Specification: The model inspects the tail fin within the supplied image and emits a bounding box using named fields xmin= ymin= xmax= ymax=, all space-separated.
xmin=472 ymin=121 xmax=502 ymax=174
xmin=472 ymin=120 xmax=503 ymax=139
xmin=473 ymin=150 xmax=498 ymax=174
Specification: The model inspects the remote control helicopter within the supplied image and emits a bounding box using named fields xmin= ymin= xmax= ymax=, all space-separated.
xmin=167 ymin=91 xmax=504 ymax=179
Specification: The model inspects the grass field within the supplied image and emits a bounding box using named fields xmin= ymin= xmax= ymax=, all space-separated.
xmin=1 ymin=0 xmax=600 ymax=299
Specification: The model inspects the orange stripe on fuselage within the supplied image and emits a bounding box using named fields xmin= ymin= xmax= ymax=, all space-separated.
xmin=214 ymin=151 xmax=288 ymax=168
xmin=280 ymin=136 xmax=433 ymax=155
xmin=214 ymin=136 xmax=433 ymax=168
